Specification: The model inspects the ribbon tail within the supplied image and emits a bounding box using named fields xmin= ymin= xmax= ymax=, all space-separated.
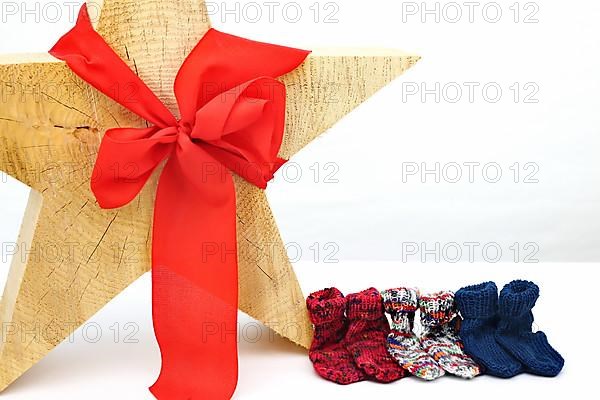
xmin=149 ymin=141 xmax=239 ymax=399
xmin=150 ymin=266 xmax=238 ymax=400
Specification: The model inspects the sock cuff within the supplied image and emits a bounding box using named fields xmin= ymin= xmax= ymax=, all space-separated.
xmin=419 ymin=291 xmax=457 ymax=328
xmin=455 ymin=281 xmax=498 ymax=319
xmin=306 ymin=287 xmax=346 ymax=324
xmin=382 ymin=288 xmax=418 ymax=314
xmin=346 ymin=287 xmax=385 ymax=320
xmin=498 ymin=280 xmax=540 ymax=317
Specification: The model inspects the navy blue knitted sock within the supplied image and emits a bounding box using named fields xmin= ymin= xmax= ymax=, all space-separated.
xmin=495 ymin=280 xmax=564 ymax=377
xmin=455 ymin=282 xmax=523 ymax=378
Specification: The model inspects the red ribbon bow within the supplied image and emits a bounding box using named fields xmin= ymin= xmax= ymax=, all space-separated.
xmin=50 ymin=5 xmax=309 ymax=399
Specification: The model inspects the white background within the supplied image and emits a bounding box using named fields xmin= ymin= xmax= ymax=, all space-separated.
xmin=0 ymin=0 xmax=598 ymax=398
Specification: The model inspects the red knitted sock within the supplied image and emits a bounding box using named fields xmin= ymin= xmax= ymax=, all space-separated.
xmin=306 ymin=288 xmax=366 ymax=385
xmin=344 ymin=288 xmax=406 ymax=383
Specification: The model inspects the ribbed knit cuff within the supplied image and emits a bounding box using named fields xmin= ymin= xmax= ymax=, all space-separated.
xmin=455 ymin=282 xmax=498 ymax=319
xmin=306 ymin=287 xmax=346 ymax=325
xmin=382 ymin=288 xmax=418 ymax=315
xmin=419 ymin=291 xmax=456 ymax=328
xmin=498 ymin=280 xmax=540 ymax=317
xmin=346 ymin=287 xmax=385 ymax=320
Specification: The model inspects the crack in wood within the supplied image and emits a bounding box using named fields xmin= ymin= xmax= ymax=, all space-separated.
xmin=41 ymin=91 xmax=94 ymax=120
xmin=244 ymin=238 xmax=263 ymax=252
xmin=132 ymin=58 xmax=139 ymax=76
xmin=116 ymin=235 xmax=128 ymax=271
xmin=255 ymin=263 xmax=274 ymax=282
xmin=75 ymin=200 xmax=89 ymax=218
xmin=21 ymin=145 xmax=56 ymax=149
xmin=85 ymin=212 xmax=119 ymax=265
xmin=54 ymin=201 xmax=72 ymax=214
xmin=77 ymin=279 xmax=92 ymax=305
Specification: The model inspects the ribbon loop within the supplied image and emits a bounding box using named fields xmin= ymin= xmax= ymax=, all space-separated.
xmin=49 ymin=5 xmax=177 ymax=128
xmin=192 ymin=77 xmax=288 ymax=188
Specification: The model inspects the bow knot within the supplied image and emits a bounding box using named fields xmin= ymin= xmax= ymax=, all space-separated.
xmin=49 ymin=4 xmax=310 ymax=399
xmin=177 ymin=121 xmax=193 ymax=137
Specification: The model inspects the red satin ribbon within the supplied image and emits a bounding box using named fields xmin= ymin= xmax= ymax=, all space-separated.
xmin=49 ymin=5 xmax=309 ymax=399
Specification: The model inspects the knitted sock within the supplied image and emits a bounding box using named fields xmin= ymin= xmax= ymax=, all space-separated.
xmin=455 ymin=282 xmax=523 ymax=378
xmin=382 ymin=288 xmax=445 ymax=380
xmin=306 ymin=288 xmax=366 ymax=384
xmin=495 ymin=280 xmax=564 ymax=377
xmin=419 ymin=291 xmax=481 ymax=379
xmin=343 ymin=288 xmax=405 ymax=383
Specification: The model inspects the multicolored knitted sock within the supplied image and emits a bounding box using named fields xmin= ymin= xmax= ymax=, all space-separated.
xmin=343 ymin=288 xmax=405 ymax=383
xmin=495 ymin=280 xmax=564 ymax=377
xmin=306 ymin=288 xmax=366 ymax=384
xmin=455 ymin=282 xmax=523 ymax=378
xmin=419 ymin=291 xmax=481 ymax=379
xmin=382 ymin=288 xmax=445 ymax=380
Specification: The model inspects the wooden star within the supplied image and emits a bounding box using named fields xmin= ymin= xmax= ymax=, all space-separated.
xmin=0 ymin=0 xmax=419 ymax=390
